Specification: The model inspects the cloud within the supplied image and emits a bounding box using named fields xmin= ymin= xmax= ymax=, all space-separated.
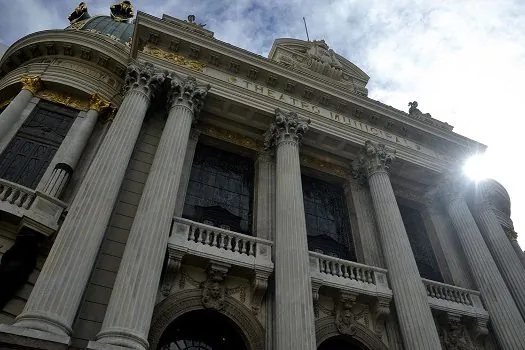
xmin=1 ymin=0 xmax=524 ymax=247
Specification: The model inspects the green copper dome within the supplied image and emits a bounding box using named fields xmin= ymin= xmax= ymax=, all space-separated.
xmin=67 ymin=15 xmax=134 ymax=46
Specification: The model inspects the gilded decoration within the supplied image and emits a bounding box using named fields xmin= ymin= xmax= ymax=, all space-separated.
xmin=143 ymin=45 xmax=207 ymax=73
xmin=300 ymin=155 xmax=347 ymax=178
xmin=68 ymin=2 xmax=90 ymax=24
xmin=89 ymin=93 xmax=110 ymax=113
xmin=21 ymin=76 xmax=42 ymax=94
xmin=0 ymin=98 xmax=13 ymax=110
xmin=197 ymin=124 xmax=259 ymax=150
xmin=110 ymin=1 xmax=134 ymax=22
xmin=36 ymin=90 xmax=89 ymax=111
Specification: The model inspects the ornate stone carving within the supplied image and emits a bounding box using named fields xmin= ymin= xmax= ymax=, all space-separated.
xmin=438 ymin=316 xmax=478 ymax=350
xmin=506 ymin=229 xmax=518 ymax=241
xmin=143 ymin=45 xmax=207 ymax=72
xmin=408 ymin=101 xmax=453 ymax=131
xmin=372 ymin=297 xmax=390 ymax=337
xmin=20 ymin=75 xmax=42 ymax=94
xmin=264 ymin=108 xmax=310 ymax=149
xmin=408 ymin=101 xmax=432 ymax=118
xmin=88 ymin=93 xmax=110 ymax=113
xmin=306 ymin=40 xmax=343 ymax=80
xmin=352 ymin=140 xmax=396 ymax=183
xmin=124 ymin=62 xmax=165 ymax=101
xmin=251 ymin=271 xmax=270 ymax=313
xmin=334 ymin=292 xmax=363 ymax=336
xmin=160 ymin=250 xmax=184 ymax=296
xmin=201 ymin=262 xmax=230 ymax=310
xmin=167 ymin=73 xmax=210 ymax=116
xmin=110 ymin=1 xmax=134 ymax=22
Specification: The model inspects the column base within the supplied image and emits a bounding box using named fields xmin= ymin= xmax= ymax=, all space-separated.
xmin=0 ymin=324 xmax=70 ymax=350
xmin=88 ymin=340 xmax=135 ymax=350
xmin=93 ymin=329 xmax=149 ymax=350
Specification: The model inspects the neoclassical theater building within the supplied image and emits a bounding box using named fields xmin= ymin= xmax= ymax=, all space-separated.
xmin=0 ymin=2 xmax=524 ymax=350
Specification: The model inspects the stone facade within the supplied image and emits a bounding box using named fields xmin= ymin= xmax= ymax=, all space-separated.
xmin=0 ymin=2 xmax=522 ymax=350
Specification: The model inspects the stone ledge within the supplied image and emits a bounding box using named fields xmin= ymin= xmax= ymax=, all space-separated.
xmin=0 ymin=324 xmax=70 ymax=350
xmin=87 ymin=340 xmax=134 ymax=350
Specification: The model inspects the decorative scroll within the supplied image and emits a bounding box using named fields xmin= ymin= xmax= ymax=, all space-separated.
xmin=36 ymin=90 xmax=89 ymax=111
xmin=143 ymin=45 xmax=207 ymax=72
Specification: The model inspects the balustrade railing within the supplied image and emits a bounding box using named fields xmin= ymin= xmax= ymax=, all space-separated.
xmin=0 ymin=179 xmax=36 ymax=209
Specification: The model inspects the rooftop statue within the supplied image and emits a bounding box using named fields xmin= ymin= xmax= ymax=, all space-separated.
xmin=185 ymin=14 xmax=206 ymax=28
xmin=408 ymin=101 xmax=432 ymax=119
xmin=306 ymin=40 xmax=343 ymax=80
xmin=68 ymin=2 xmax=90 ymax=24
xmin=110 ymin=1 xmax=134 ymax=22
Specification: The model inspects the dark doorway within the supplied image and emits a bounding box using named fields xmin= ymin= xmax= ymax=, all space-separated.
xmin=158 ymin=309 xmax=248 ymax=350
xmin=318 ymin=335 xmax=367 ymax=350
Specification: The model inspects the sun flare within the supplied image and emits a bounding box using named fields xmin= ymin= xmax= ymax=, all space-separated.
xmin=463 ymin=154 xmax=488 ymax=181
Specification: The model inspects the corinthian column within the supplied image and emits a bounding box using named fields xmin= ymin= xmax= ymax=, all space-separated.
xmin=471 ymin=183 xmax=525 ymax=318
xmin=92 ymin=74 xmax=209 ymax=350
xmin=7 ymin=63 xmax=163 ymax=343
xmin=506 ymin=230 xmax=525 ymax=269
xmin=41 ymin=93 xmax=110 ymax=198
xmin=439 ymin=175 xmax=525 ymax=349
xmin=352 ymin=140 xmax=441 ymax=350
xmin=0 ymin=76 xmax=41 ymax=143
xmin=264 ymin=109 xmax=316 ymax=350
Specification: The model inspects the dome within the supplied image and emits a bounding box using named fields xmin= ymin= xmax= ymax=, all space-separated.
xmin=67 ymin=15 xmax=134 ymax=46
xmin=479 ymin=179 xmax=514 ymax=232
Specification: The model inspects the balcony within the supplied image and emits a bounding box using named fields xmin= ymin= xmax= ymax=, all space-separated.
xmin=309 ymin=251 xmax=392 ymax=301
xmin=164 ymin=217 xmax=274 ymax=311
xmin=423 ymin=278 xmax=488 ymax=320
xmin=0 ymin=178 xmax=66 ymax=235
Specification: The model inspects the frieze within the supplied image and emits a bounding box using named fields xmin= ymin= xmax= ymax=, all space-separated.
xmin=197 ymin=124 xmax=260 ymax=150
xmin=300 ymin=154 xmax=348 ymax=178
xmin=49 ymin=59 xmax=119 ymax=89
xmin=36 ymin=90 xmax=89 ymax=111
xmin=142 ymin=45 xmax=207 ymax=72
xmin=208 ymin=70 xmax=448 ymax=161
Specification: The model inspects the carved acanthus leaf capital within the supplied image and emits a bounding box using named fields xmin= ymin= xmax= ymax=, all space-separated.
xmin=168 ymin=73 xmax=210 ymax=116
xmin=21 ymin=75 xmax=42 ymax=94
xmin=124 ymin=62 xmax=165 ymax=101
xmin=264 ymin=108 xmax=310 ymax=150
xmin=352 ymin=140 xmax=396 ymax=183
xmin=88 ymin=93 xmax=110 ymax=113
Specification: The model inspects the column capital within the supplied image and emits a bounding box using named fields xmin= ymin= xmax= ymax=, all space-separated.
xmin=256 ymin=149 xmax=274 ymax=163
xmin=167 ymin=73 xmax=210 ymax=116
xmin=124 ymin=62 xmax=165 ymax=101
xmin=21 ymin=75 xmax=42 ymax=94
xmin=88 ymin=93 xmax=110 ymax=113
xmin=264 ymin=108 xmax=310 ymax=150
xmin=506 ymin=229 xmax=518 ymax=241
xmin=352 ymin=140 xmax=395 ymax=182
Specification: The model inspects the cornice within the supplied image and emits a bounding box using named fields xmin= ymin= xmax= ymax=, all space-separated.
xmin=134 ymin=12 xmax=485 ymax=154
xmin=139 ymin=51 xmax=449 ymax=173
xmin=0 ymin=30 xmax=130 ymax=80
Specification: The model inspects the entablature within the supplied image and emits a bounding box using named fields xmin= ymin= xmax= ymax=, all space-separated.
xmin=131 ymin=11 xmax=486 ymax=164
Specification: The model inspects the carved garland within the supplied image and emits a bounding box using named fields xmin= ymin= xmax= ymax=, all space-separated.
xmin=143 ymin=45 xmax=207 ymax=72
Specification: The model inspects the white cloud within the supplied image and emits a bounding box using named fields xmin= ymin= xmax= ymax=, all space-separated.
xmin=1 ymin=0 xmax=524 ymax=248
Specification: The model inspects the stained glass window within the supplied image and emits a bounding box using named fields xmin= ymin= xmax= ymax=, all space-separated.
xmin=398 ymin=203 xmax=443 ymax=282
xmin=302 ymin=175 xmax=355 ymax=260
xmin=0 ymin=100 xmax=76 ymax=189
xmin=183 ymin=144 xmax=254 ymax=235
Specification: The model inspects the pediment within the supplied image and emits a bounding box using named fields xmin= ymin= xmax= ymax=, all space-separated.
xmin=268 ymin=38 xmax=370 ymax=96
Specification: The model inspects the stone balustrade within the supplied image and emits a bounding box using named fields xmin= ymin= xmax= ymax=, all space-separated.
xmin=422 ymin=278 xmax=488 ymax=319
xmin=309 ymin=251 xmax=392 ymax=300
xmin=0 ymin=179 xmax=36 ymax=214
xmin=0 ymin=178 xmax=67 ymax=235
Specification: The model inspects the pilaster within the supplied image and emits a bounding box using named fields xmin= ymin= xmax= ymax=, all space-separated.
xmin=92 ymin=73 xmax=209 ymax=350
xmin=265 ymin=108 xmax=316 ymax=350
xmin=353 ymin=140 xmax=441 ymax=350
xmin=1 ymin=63 xmax=163 ymax=346
xmin=439 ymin=174 xmax=525 ymax=349
xmin=173 ymin=129 xmax=200 ymax=217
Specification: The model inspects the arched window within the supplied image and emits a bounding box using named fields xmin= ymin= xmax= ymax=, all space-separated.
xmin=302 ymin=174 xmax=355 ymax=260
xmin=318 ymin=335 xmax=368 ymax=350
xmin=157 ymin=310 xmax=248 ymax=350
xmin=0 ymin=100 xmax=76 ymax=188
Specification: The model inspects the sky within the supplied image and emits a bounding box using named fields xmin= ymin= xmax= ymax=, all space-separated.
xmin=0 ymin=0 xmax=523 ymax=247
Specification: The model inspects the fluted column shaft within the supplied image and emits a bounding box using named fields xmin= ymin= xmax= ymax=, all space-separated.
xmin=354 ymin=141 xmax=441 ymax=350
xmin=344 ymin=179 xmax=384 ymax=267
xmin=13 ymin=64 xmax=162 ymax=337
xmin=443 ymin=188 xmax=525 ymax=348
xmin=266 ymin=109 xmax=316 ymax=350
xmin=508 ymin=233 xmax=525 ymax=269
xmin=255 ymin=151 xmax=275 ymax=241
xmin=424 ymin=202 xmax=474 ymax=288
xmin=41 ymin=93 xmax=109 ymax=198
xmin=473 ymin=197 xmax=525 ymax=318
xmin=173 ymin=130 xmax=199 ymax=217
xmin=0 ymin=76 xmax=41 ymax=144
xmin=94 ymin=75 xmax=209 ymax=350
